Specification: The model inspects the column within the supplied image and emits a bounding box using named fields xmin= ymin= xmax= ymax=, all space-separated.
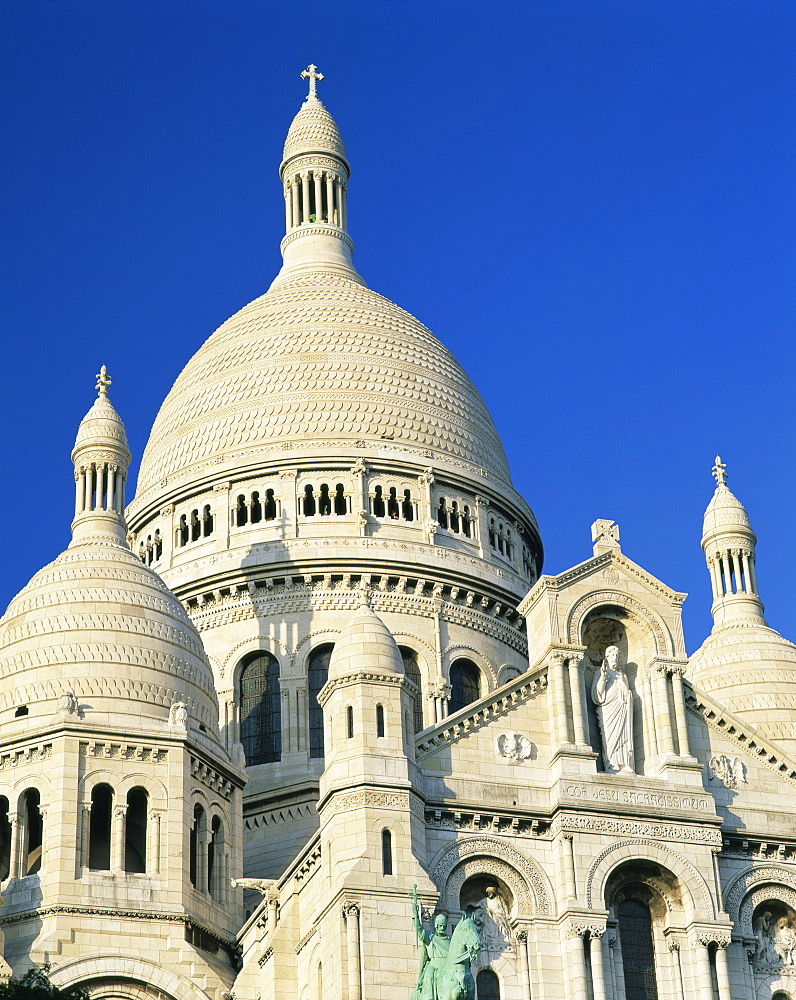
xmin=84 ymin=465 xmax=93 ymax=511
xmin=284 ymin=182 xmax=292 ymax=230
xmin=692 ymin=939 xmax=714 ymax=1000
xmin=708 ymin=556 xmax=722 ymax=599
xmin=653 ymin=665 xmax=675 ymax=757
xmin=300 ymin=172 xmax=310 ymax=224
xmin=197 ymin=831 xmax=211 ymax=893
xmin=589 ymin=930 xmax=607 ymax=1000
xmin=79 ymin=804 xmax=90 ymax=869
xmin=669 ymin=942 xmax=685 ymax=1000
xmin=344 ymin=903 xmax=362 ymax=1000
xmin=313 ymin=171 xmax=322 ymax=222
xmin=326 ymin=173 xmax=335 ymax=224
xmin=567 ymin=656 xmax=587 ymax=746
xmin=291 ymin=178 xmax=299 ymax=229
xmin=747 ymin=554 xmax=758 ymax=593
xmin=740 ymin=551 xmax=753 ymax=593
xmin=670 ymin=669 xmax=691 ymax=756
xmin=612 ymin=927 xmax=627 ymax=1000
xmin=74 ymin=471 xmax=83 ymax=517
xmin=567 ymin=927 xmax=589 ymax=1000
xmin=149 ymin=812 xmax=161 ymax=875
xmin=339 ymin=179 xmax=347 ymax=229
xmin=549 ymin=653 xmax=571 ymax=747
xmin=9 ymin=815 xmax=20 ymax=879
xmin=112 ymin=805 xmax=127 ymax=872
xmin=106 ymin=465 xmax=116 ymax=511
xmin=714 ymin=942 xmax=732 ymax=1000
xmin=516 ymin=929 xmax=532 ymax=999
xmin=560 ymin=833 xmax=577 ymax=901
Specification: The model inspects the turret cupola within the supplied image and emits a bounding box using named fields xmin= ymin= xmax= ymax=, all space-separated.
xmin=701 ymin=456 xmax=765 ymax=629
xmin=71 ymin=366 xmax=132 ymax=546
xmin=689 ymin=457 xmax=796 ymax=752
xmin=273 ymin=65 xmax=361 ymax=286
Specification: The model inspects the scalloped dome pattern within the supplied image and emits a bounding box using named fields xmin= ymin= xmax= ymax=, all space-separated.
xmin=703 ymin=485 xmax=753 ymax=538
xmin=283 ymin=96 xmax=346 ymax=163
xmin=0 ymin=537 xmax=219 ymax=729
xmin=73 ymin=396 xmax=130 ymax=453
xmin=329 ymin=604 xmax=404 ymax=679
xmin=136 ymin=271 xmax=511 ymax=494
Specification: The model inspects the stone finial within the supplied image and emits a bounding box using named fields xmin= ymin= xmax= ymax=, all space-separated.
xmin=712 ymin=455 xmax=728 ymax=487
xmin=95 ymin=365 xmax=112 ymax=398
xmin=591 ymin=519 xmax=620 ymax=557
xmin=300 ymin=64 xmax=324 ymax=100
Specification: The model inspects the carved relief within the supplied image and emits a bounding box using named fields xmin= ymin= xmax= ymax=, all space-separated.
xmin=496 ymin=732 xmax=533 ymax=762
xmin=708 ymin=754 xmax=747 ymax=789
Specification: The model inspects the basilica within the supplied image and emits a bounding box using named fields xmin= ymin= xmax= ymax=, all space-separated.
xmin=1 ymin=67 xmax=796 ymax=1000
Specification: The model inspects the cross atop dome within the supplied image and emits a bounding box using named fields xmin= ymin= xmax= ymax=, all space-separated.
xmin=712 ymin=455 xmax=728 ymax=487
xmin=96 ymin=365 xmax=112 ymax=398
xmin=301 ymin=64 xmax=324 ymax=100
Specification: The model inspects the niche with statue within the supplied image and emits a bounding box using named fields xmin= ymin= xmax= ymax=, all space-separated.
xmin=459 ymin=875 xmax=515 ymax=965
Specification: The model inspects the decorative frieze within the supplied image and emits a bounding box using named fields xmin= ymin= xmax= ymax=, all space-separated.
xmin=190 ymin=755 xmax=234 ymax=800
xmin=81 ymin=742 xmax=167 ymax=763
xmin=0 ymin=744 xmax=52 ymax=769
xmin=551 ymin=813 xmax=722 ymax=846
xmin=425 ymin=808 xmax=548 ymax=839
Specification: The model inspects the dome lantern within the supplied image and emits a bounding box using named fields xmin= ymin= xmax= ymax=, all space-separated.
xmin=274 ymin=65 xmax=361 ymax=286
xmin=70 ymin=366 xmax=132 ymax=546
xmin=701 ymin=456 xmax=765 ymax=629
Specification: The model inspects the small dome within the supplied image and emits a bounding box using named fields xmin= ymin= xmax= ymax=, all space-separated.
xmin=282 ymin=96 xmax=347 ymax=166
xmin=328 ymin=604 xmax=404 ymax=679
xmin=702 ymin=484 xmax=754 ymax=541
xmin=72 ymin=395 xmax=131 ymax=465
xmin=0 ymin=534 xmax=220 ymax=735
xmin=688 ymin=624 xmax=796 ymax=754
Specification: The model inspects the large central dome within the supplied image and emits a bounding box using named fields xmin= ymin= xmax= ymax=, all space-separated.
xmin=136 ymin=269 xmax=512 ymax=496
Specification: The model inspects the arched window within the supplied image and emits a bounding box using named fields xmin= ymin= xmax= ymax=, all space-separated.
xmin=138 ymin=541 xmax=146 ymax=564
xmin=449 ymin=660 xmax=481 ymax=715
xmin=618 ymin=899 xmax=658 ymax=1000
xmin=89 ymin=783 xmax=113 ymax=870
xmin=264 ymin=489 xmax=277 ymax=520
xmin=488 ymin=518 xmax=496 ymax=548
xmin=334 ymin=484 xmax=347 ymax=515
xmin=347 ymin=705 xmax=354 ymax=739
xmin=309 ymin=644 xmax=333 ymax=759
xmin=21 ymin=788 xmax=42 ymax=875
xmin=303 ymin=485 xmax=316 ymax=516
xmin=0 ymin=797 xmax=10 ymax=881
xmin=190 ymin=509 xmax=201 ymax=541
xmin=319 ymin=484 xmax=331 ymax=515
xmin=462 ymin=505 xmax=471 ymax=537
xmin=381 ymin=829 xmax=393 ymax=876
xmin=250 ymin=491 xmax=262 ymax=523
xmin=153 ymin=529 xmax=162 ymax=560
xmin=372 ymin=485 xmax=385 ymax=517
xmin=125 ymin=787 xmax=148 ymax=873
xmin=400 ymin=647 xmax=424 ymax=733
xmin=437 ymin=498 xmax=448 ymax=529
xmin=235 ymin=494 xmax=248 ymax=526
xmin=202 ymin=505 xmax=213 ymax=537
xmin=190 ymin=803 xmax=206 ymax=891
xmin=402 ymin=489 xmax=414 ymax=521
xmin=240 ymin=653 xmax=282 ymax=765
xmin=450 ymin=501 xmax=460 ymax=532
xmin=476 ymin=968 xmax=500 ymax=999
xmin=387 ymin=488 xmax=399 ymax=519
xmin=376 ymin=704 xmax=385 ymax=737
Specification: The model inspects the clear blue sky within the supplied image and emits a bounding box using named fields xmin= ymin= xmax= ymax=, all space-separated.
xmin=2 ymin=0 xmax=794 ymax=653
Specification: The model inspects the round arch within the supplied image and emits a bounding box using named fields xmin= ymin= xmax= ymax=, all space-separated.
xmin=443 ymin=646 xmax=497 ymax=688
xmin=584 ymin=838 xmax=715 ymax=919
xmin=724 ymin=865 xmax=796 ymax=936
xmin=431 ymin=837 xmax=551 ymax=917
xmin=48 ymin=956 xmax=214 ymax=1000
xmin=566 ymin=591 xmax=673 ymax=657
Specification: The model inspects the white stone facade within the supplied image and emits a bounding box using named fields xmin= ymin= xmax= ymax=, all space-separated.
xmin=2 ymin=70 xmax=796 ymax=1000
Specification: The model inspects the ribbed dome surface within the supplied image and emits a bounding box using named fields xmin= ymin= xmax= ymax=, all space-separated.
xmin=703 ymin=485 xmax=753 ymax=539
xmin=283 ymin=96 xmax=346 ymax=163
xmin=329 ymin=604 xmax=404 ymax=679
xmin=73 ymin=396 xmax=130 ymax=456
xmin=0 ymin=535 xmax=220 ymax=733
xmin=135 ymin=271 xmax=512 ymax=495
